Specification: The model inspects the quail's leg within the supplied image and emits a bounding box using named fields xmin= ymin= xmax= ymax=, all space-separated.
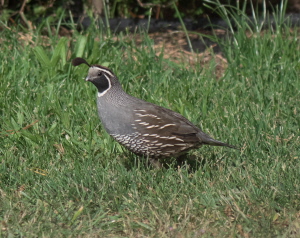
xmin=148 ymin=158 xmax=162 ymax=169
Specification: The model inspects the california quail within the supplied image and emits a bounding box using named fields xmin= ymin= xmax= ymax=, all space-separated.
xmin=72 ymin=57 xmax=237 ymax=165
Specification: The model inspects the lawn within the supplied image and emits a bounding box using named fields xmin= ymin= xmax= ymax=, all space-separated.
xmin=0 ymin=7 xmax=300 ymax=238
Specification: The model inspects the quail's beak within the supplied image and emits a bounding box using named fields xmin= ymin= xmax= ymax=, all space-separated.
xmin=85 ymin=76 xmax=91 ymax=81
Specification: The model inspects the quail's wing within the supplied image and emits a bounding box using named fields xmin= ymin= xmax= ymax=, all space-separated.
xmin=131 ymin=103 xmax=201 ymax=144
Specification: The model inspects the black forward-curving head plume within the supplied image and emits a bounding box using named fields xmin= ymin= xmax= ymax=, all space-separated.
xmin=72 ymin=57 xmax=91 ymax=67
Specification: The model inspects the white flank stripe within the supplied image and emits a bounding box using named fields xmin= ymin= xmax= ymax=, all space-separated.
xmin=157 ymin=136 xmax=168 ymax=139
xmin=160 ymin=144 xmax=175 ymax=148
xmin=136 ymin=113 xmax=158 ymax=118
xmin=146 ymin=125 xmax=159 ymax=129
xmin=174 ymin=143 xmax=187 ymax=147
xmin=159 ymin=124 xmax=176 ymax=129
xmin=134 ymin=109 xmax=146 ymax=112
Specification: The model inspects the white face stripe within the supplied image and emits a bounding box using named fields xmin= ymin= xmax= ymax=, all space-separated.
xmin=97 ymin=73 xmax=111 ymax=97
xmin=93 ymin=66 xmax=114 ymax=77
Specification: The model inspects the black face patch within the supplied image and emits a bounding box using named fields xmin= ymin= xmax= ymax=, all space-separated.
xmin=90 ymin=73 xmax=110 ymax=93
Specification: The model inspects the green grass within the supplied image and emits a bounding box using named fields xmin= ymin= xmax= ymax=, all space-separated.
xmin=1 ymin=7 xmax=300 ymax=237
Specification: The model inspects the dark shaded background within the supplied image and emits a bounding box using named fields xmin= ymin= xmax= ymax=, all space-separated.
xmin=1 ymin=0 xmax=300 ymax=24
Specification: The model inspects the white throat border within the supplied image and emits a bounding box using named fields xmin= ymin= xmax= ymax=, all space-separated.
xmin=97 ymin=73 xmax=111 ymax=97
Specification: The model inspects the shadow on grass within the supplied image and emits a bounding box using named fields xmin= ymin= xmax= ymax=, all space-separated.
xmin=121 ymin=150 xmax=234 ymax=173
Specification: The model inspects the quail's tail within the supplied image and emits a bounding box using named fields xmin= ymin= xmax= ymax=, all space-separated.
xmin=198 ymin=131 xmax=238 ymax=150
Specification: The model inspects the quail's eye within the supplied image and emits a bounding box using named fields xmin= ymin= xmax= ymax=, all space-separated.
xmin=98 ymin=72 xmax=102 ymax=76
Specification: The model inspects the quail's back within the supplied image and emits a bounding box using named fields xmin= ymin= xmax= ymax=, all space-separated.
xmin=72 ymin=57 xmax=236 ymax=160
